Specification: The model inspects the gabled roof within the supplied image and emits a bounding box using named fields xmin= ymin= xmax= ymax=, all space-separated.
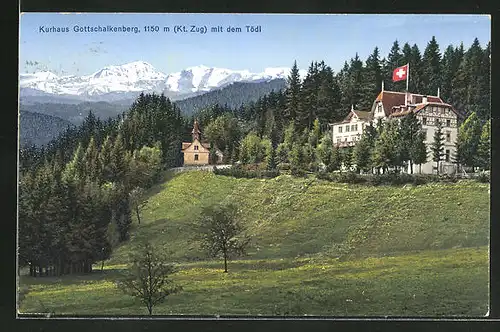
xmin=389 ymin=102 xmax=457 ymax=118
xmin=353 ymin=110 xmax=372 ymax=120
xmin=332 ymin=108 xmax=372 ymax=125
xmin=374 ymin=91 xmax=446 ymax=117
xmin=181 ymin=141 xmax=214 ymax=151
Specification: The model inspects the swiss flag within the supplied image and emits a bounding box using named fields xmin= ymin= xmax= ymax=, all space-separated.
xmin=392 ymin=64 xmax=408 ymax=82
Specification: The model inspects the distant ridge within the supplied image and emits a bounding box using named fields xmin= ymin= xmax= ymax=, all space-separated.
xmin=20 ymin=61 xmax=306 ymax=103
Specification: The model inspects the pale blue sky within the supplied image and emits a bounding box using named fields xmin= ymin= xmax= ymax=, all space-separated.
xmin=19 ymin=13 xmax=491 ymax=76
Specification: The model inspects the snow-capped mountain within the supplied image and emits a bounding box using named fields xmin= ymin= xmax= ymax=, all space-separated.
xmin=20 ymin=61 xmax=306 ymax=102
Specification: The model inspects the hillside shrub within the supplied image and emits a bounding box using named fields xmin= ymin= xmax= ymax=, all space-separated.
xmin=334 ymin=172 xmax=366 ymax=184
xmin=476 ymin=171 xmax=490 ymax=183
xmin=213 ymin=166 xmax=279 ymax=179
xmin=290 ymin=167 xmax=306 ymax=177
xmin=316 ymin=171 xmax=458 ymax=186
xmin=316 ymin=171 xmax=331 ymax=181
xmin=278 ymin=163 xmax=291 ymax=171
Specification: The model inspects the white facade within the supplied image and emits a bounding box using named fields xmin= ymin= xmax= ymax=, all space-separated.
xmin=416 ymin=105 xmax=458 ymax=174
xmin=329 ymin=91 xmax=461 ymax=175
xmin=330 ymin=108 xmax=372 ymax=148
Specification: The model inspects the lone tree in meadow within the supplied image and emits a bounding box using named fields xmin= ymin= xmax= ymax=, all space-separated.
xmin=197 ymin=202 xmax=250 ymax=273
xmin=129 ymin=187 xmax=148 ymax=225
xmin=431 ymin=119 xmax=445 ymax=175
xmin=117 ymin=242 xmax=182 ymax=315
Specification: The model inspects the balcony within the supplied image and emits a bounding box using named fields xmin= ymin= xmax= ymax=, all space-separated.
xmin=334 ymin=141 xmax=357 ymax=148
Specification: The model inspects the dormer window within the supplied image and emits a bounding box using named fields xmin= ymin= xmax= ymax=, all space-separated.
xmin=194 ymin=145 xmax=199 ymax=150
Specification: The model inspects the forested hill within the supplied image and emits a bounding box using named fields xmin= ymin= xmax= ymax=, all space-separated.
xmin=19 ymin=110 xmax=74 ymax=147
xmin=175 ymin=79 xmax=286 ymax=116
xmin=20 ymin=101 xmax=128 ymax=125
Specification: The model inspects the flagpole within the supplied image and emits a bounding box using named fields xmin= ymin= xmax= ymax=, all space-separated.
xmin=405 ymin=63 xmax=409 ymax=106
xmin=406 ymin=63 xmax=409 ymax=91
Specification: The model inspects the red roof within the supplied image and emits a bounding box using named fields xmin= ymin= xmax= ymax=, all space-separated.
xmin=375 ymin=91 xmax=446 ymax=117
xmin=389 ymin=102 xmax=457 ymax=118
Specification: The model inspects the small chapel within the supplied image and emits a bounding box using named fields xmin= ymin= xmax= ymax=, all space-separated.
xmin=181 ymin=119 xmax=223 ymax=166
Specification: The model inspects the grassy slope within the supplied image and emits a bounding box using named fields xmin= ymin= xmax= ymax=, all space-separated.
xmin=19 ymin=171 xmax=490 ymax=316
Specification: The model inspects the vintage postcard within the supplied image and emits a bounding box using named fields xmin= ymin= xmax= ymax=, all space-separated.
xmin=18 ymin=13 xmax=491 ymax=317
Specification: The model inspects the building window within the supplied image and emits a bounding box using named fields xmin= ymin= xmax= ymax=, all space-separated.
xmin=446 ymin=119 xmax=451 ymax=127
xmin=344 ymin=137 xmax=348 ymax=142
xmin=422 ymin=117 xmax=427 ymax=125
xmin=351 ymin=124 xmax=356 ymax=131
xmin=435 ymin=118 xmax=440 ymax=126
xmin=346 ymin=125 xmax=350 ymax=132
xmin=354 ymin=124 xmax=358 ymax=131
xmin=422 ymin=129 xmax=427 ymax=140
xmin=445 ymin=150 xmax=450 ymax=162
xmin=446 ymin=132 xmax=451 ymax=142
xmin=194 ymin=154 xmax=199 ymax=161
xmin=338 ymin=126 xmax=343 ymax=133
xmin=194 ymin=145 xmax=199 ymax=150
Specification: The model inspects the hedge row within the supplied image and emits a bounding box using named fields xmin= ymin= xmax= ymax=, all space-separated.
xmin=213 ymin=166 xmax=280 ymax=179
xmin=314 ymin=171 xmax=484 ymax=186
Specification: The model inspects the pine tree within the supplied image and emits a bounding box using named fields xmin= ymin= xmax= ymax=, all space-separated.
xmin=479 ymin=41 xmax=491 ymax=120
xmin=308 ymin=118 xmax=322 ymax=148
xmin=316 ymin=65 xmax=342 ymax=124
xmin=298 ymin=61 xmax=321 ymax=131
xmin=266 ymin=144 xmax=277 ymax=170
xmin=422 ymin=36 xmax=442 ymax=96
xmin=283 ymin=121 xmax=296 ymax=151
xmin=413 ymin=131 xmax=428 ymax=174
xmin=450 ymin=43 xmax=468 ymax=113
xmin=288 ymin=143 xmax=304 ymax=170
xmin=98 ymin=135 xmax=113 ymax=183
xmin=373 ymin=120 xmax=399 ymax=173
xmin=353 ymin=130 xmax=372 ymax=173
xmin=285 ymin=60 xmax=302 ymax=124
xmin=431 ymin=119 xmax=445 ymax=174
xmin=410 ymin=44 xmax=424 ymax=93
xmin=347 ymin=54 xmax=364 ymax=109
xmin=385 ymin=40 xmax=403 ymax=91
xmin=329 ymin=146 xmax=342 ymax=172
xmin=83 ymin=136 xmax=99 ymax=181
xmin=441 ymin=45 xmax=457 ymax=102
xmin=341 ymin=147 xmax=354 ymax=172
xmin=400 ymin=111 xmax=422 ymax=173
xmin=361 ymin=47 xmax=382 ymax=108
xmin=276 ymin=143 xmax=289 ymax=165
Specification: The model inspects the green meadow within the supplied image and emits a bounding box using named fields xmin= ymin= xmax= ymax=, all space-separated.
xmin=18 ymin=171 xmax=490 ymax=316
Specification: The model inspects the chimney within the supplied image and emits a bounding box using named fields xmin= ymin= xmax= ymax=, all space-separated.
xmin=422 ymin=95 xmax=428 ymax=104
xmin=381 ymin=80 xmax=384 ymax=92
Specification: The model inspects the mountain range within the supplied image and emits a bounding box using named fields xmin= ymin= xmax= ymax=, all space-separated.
xmin=20 ymin=61 xmax=306 ymax=103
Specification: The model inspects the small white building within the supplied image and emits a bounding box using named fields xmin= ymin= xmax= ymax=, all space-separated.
xmin=329 ymin=89 xmax=461 ymax=175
